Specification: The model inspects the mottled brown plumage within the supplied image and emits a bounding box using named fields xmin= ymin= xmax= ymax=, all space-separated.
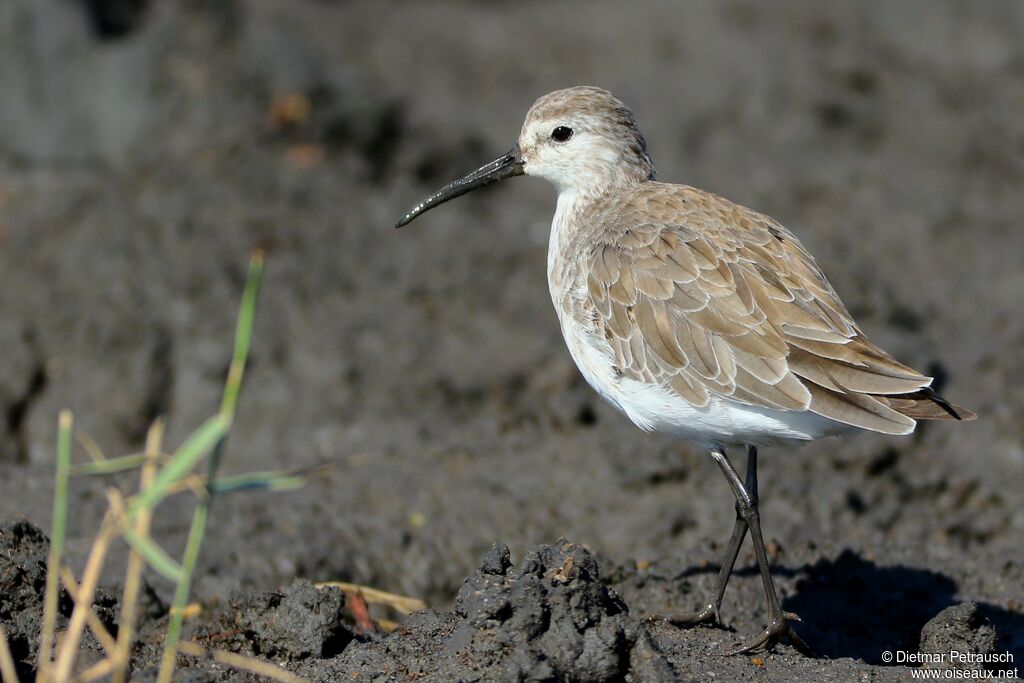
xmin=575 ymin=182 xmax=974 ymax=436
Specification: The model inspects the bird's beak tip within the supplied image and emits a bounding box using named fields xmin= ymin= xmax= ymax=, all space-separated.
xmin=393 ymin=145 xmax=522 ymax=230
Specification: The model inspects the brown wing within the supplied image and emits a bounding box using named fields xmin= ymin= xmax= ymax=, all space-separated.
xmin=584 ymin=184 xmax=966 ymax=435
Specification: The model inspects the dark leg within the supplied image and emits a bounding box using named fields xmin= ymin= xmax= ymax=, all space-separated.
xmin=709 ymin=446 xmax=814 ymax=656
xmin=660 ymin=446 xmax=758 ymax=627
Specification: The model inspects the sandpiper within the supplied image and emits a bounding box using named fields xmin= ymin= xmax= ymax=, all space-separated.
xmin=395 ymin=86 xmax=974 ymax=655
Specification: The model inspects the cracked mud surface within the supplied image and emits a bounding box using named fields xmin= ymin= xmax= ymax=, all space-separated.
xmin=1 ymin=1 xmax=1022 ymax=680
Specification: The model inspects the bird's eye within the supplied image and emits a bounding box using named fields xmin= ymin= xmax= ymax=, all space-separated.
xmin=551 ymin=126 xmax=573 ymax=142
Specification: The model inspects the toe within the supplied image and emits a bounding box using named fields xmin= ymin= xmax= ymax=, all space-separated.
xmin=785 ymin=625 xmax=817 ymax=657
xmin=650 ymin=603 xmax=723 ymax=628
xmin=725 ymin=629 xmax=774 ymax=656
xmin=725 ymin=615 xmax=815 ymax=657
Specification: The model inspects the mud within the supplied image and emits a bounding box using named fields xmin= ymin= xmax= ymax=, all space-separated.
xmin=1 ymin=0 xmax=1023 ymax=681
xmin=4 ymin=519 xmax=1022 ymax=681
xmin=919 ymin=602 xmax=998 ymax=672
xmin=0 ymin=521 xmax=117 ymax=679
xmin=290 ymin=540 xmax=674 ymax=682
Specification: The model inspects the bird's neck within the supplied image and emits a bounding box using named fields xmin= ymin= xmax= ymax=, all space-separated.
xmin=547 ymin=183 xmax=633 ymax=308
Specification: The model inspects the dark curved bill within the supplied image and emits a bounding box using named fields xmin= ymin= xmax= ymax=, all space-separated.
xmin=395 ymin=146 xmax=523 ymax=228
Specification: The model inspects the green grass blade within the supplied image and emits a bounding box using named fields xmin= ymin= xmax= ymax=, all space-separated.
xmin=122 ymin=528 xmax=184 ymax=582
xmin=37 ymin=410 xmax=73 ymax=682
xmin=209 ymin=470 xmax=307 ymax=494
xmin=157 ymin=503 xmax=208 ymax=682
xmin=158 ymin=251 xmax=265 ymax=683
xmin=71 ymin=453 xmax=151 ymax=475
xmin=130 ymin=415 xmax=228 ymax=513
xmin=220 ymin=250 xmax=264 ymax=423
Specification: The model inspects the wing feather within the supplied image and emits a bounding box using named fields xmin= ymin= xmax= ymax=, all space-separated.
xmin=581 ymin=183 xmax=952 ymax=434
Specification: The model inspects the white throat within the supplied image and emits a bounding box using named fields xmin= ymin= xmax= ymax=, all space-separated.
xmin=547 ymin=189 xmax=590 ymax=307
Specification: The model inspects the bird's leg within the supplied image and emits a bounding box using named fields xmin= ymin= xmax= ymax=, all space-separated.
xmin=657 ymin=446 xmax=759 ymax=628
xmin=709 ymin=446 xmax=815 ymax=657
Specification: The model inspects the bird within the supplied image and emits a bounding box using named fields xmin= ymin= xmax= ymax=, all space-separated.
xmin=395 ymin=86 xmax=974 ymax=655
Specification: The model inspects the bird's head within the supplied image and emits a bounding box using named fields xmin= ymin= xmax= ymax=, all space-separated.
xmin=517 ymin=86 xmax=655 ymax=193
xmin=395 ymin=86 xmax=654 ymax=228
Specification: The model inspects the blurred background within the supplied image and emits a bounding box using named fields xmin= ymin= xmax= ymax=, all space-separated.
xmin=0 ymin=0 xmax=1020 ymax=634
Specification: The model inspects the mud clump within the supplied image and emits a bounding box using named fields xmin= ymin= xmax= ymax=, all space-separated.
xmin=234 ymin=579 xmax=351 ymax=659
xmin=194 ymin=579 xmax=352 ymax=660
xmin=919 ymin=601 xmax=998 ymax=672
xmin=0 ymin=520 xmax=118 ymax=679
xmin=450 ymin=541 xmax=673 ymax=681
xmin=0 ymin=520 xmax=53 ymax=678
xmin=302 ymin=539 xmax=675 ymax=682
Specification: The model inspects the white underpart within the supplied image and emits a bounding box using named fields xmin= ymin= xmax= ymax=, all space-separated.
xmin=547 ymin=191 xmax=857 ymax=449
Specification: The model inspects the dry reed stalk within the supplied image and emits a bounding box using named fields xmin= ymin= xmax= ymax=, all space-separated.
xmin=0 ymin=625 xmax=19 ymax=683
xmin=314 ymin=581 xmax=426 ymax=615
xmin=111 ymin=419 xmax=164 ymax=683
xmin=178 ymin=641 xmax=309 ymax=683
xmin=50 ymin=513 xmax=117 ymax=681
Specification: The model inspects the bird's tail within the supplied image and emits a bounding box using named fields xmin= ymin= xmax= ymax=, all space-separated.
xmin=876 ymin=386 xmax=977 ymax=421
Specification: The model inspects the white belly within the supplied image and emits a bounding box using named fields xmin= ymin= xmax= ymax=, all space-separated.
xmin=557 ymin=315 xmax=855 ymax=449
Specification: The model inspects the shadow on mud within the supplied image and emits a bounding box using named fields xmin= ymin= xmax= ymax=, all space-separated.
xmin=780 ymin=550 xmax=1024 ymax=665
xmin=676 ymin=548 xmax=1023 ymax=664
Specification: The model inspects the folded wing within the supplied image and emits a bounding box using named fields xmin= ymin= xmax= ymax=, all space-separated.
xmin=584 ymin=185 xmax=973 ymax=435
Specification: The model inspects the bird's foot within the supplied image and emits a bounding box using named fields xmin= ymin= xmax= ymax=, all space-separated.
xmin=726 ymin=611 xmax=816 ymax=657
xmin=647 ymin=603 xmax=725 ymax=629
